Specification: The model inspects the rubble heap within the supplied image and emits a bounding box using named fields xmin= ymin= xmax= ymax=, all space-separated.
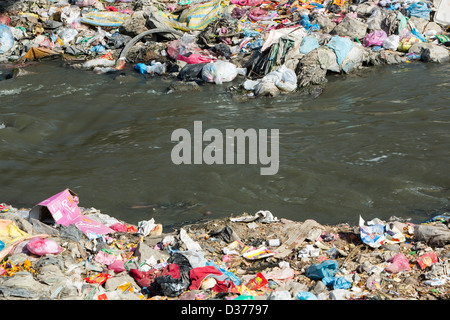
xmin=0 ymin=0 xmax=449 ymax=95
xmin=1 ymin=189 xmax=450 ymax=300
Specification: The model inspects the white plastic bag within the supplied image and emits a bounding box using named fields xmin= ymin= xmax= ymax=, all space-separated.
xmin=58 ymin=27 xmax=78 ymax=44
xmin=243 ymin=79 xmax=259 ymax=91
xmin=83 ymin=58 xmax=116 ymax=69
xmin=382 ymin=35 xmax=400 ymax=50
xmin=201 ymin=61 xmax=246 ymax=84
xmin=147 ymin=61 xmax=166 ymax=75
xmin=264 ymin=65 xmax=297 ymax=92
xmin=61 ymin=5 xmax=81 ymax=25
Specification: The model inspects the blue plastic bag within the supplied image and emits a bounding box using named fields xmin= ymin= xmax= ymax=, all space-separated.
xmin=411 ymin=28 xmax=427 ymax=42
xmin=405 ymin=2 xmax=431 ymax=20
xmin=297 ymin=291 xmax=318 ymax=300
xmin=134 ymin=63 xmax=148 ymax=74
xmin=305 ymin=260 xmax=339 ymax=280
xmin=300 ymin=36 xmax=319 ymax=54
xmin=300 ymin=14 xmax=320 ymax=32
xmin=90 ymin=44 xmax=106 ymax=53
xmin=326 ymin=36 xmax=354 ymax=65
xmin=0 ymin=24 xmax=14 ymax=54
xmin=322 ymin=276 xmax=352 ymax=289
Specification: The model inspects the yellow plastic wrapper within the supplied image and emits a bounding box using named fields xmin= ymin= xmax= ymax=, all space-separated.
xmin=397 ymin=36 xmax=421 ymax=52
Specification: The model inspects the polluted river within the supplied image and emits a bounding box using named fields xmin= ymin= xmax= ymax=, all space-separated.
xmin=0 ymin=60 xmax=449 ymax=227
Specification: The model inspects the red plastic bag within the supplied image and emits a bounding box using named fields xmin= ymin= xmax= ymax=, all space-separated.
xmin=27 ymin=238 xmax=64 ymax=256
xmin=110 ymin=223 xmax=128 ymax=232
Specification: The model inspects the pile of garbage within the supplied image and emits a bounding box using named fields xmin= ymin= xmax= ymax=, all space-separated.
xmin=0 ymin=0 xmax=449 ymax=95
xmin=1 ymin=188 xmax=450 ymax=300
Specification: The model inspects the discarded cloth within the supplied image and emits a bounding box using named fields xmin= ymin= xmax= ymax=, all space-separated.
xmin=189 ymin=265 xmax=235 ymax=292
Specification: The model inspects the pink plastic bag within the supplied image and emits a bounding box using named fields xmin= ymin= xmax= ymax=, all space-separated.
xmin=27 ymin=238 xmax=63 ymax=256
xmin=108 ymin=260 xmax=126 ymax=273
xmin=385 ymin=253 xmax=410 ymax=274
xmin=95 ymin=250 xmax=117 ymax=266
xmin=364 ymin=30 xmax=388 ymax=47
xmin=177 ymin=53 xmax=213 ymax=64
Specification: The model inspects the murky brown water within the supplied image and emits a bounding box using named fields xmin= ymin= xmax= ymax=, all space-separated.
xmin=0 ymin=60 xmax=449 ymax=226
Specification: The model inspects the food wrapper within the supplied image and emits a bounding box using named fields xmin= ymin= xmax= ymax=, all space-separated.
xmin=84 ymin=273 xmax=112 ymax=285
xmin=246 ymin=272 xmax=268 ymax=291
xmin=242 ymin=247 xmax=276 ymax=260
xmin=417 ymin=252 xmax=438 ymax=270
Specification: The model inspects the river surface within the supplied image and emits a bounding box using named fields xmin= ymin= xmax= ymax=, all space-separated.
xmin=0 ymin=60 xmax=449 ymax=226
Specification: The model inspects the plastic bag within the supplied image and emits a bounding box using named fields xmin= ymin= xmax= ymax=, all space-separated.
xmin=397 ymin=36 xmax=421 ymax=52
xmin=0 ymin=24 xmax=14 ymax=54
xmin=201 ymin=61 xmax=246 ymax=84
xmin=300 ymin=14 xmax=320 ymax=32
xmin=305 ymin=260 xmax=338 ymax=280
xmin=297 ymin=292 xmax=318 ymax=300
xmin=364 ymin=30 xmax=387 ymax=47
xmin=405 ymin=2 xmax=431 ymax=20
xmin=326 ymin=36 xmax=354 ymax=66
xmin=322 ymin=276 xmax=352 ymax=289
xmin=27 ymin=238 xmax=63 ymax=256
xmin=299 ymin=36 xmax=319 ymax=54
xmin=264 ymin=65 xmax=297 ymax=92
xmin=177 ymin=53 xmax=213 ymax=64
xmin=61 ymin=6 xmax=81 ymax=26
xmin=83 ymin=58 xmax=116 ymax=69
xmin=382 ymin=35 xmax=400 ymax=50
xmin=410 ymin=28 xmax=427 ymax=43
xmin=108 ymin=260 xmax=126 ymax=273
xmin=384 ymin=253 xmax=410 ymax=274
xmin=58 ymin=28 xmax=78 ymax=44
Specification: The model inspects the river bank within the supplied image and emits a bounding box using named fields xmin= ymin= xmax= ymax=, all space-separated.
xmin=1 ymin=189 xmax=450 ymax=300
xmin=0 ymin=0 xmax=449 ymax=94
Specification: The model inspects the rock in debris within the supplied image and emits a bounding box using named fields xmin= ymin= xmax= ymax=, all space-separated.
xmin=331 ymin=16 xmax=368 ymax=40
xmin=414 ymin=223 xmax=450 ymax=247
xmin=421 ymin=45 xmax=450 ymax=64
